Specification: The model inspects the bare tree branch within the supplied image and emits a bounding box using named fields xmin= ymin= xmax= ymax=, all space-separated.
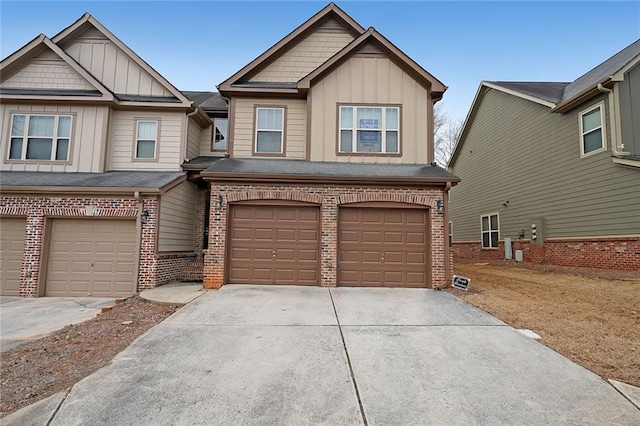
xmin=434 ymin=104 xmax=463 ymax=167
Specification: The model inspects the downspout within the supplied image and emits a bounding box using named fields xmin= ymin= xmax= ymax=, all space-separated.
xmin=597 ymin=83 xmax=621 ymax=153
xmin=443 ymin=181 xmax=452 ymax=288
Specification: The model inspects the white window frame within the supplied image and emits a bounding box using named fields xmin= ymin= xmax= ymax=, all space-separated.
xmin=212 ymin=117 xmax=228 ymax=151
xmin=578 ymin=101 xmax=606 ymax=157
xmin=480 ymin=213 xmax=500 ymax=249
xmin=8 ymin=114 xmax=73 ymax=162
xmin=134 ymin=120 xmax=159 ymax=160
xmin=339 ymin=105 xmax=400 ymax=154
xmin=254 ymin=107 xmax=285 ymax=155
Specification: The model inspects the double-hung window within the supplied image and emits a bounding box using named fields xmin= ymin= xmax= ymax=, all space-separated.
xmin=339 ymin=106 xmax=399 ymax=154
xmin=255 ymin=107 xmax=284 ymax=154
xmin=135 ymin=120 xmax=158 ymax=159
xmin=9 ymin=114 xmax=72 ymax=161
xmin=579 ymin=102 xmax=605 ymax=156
xmin=213 ymin=118 xmax=228 ymax=150
xmin=481 ymin=213 xmax=499 ymax=249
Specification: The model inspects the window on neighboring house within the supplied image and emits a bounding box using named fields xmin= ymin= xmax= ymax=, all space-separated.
xmin=255 ymin=107 xmax=284 ymax=154
xmin=448 ymin=221 xmax=453 ymax=246
xmin=579 ymin=103 xmax=605 ymax=156
xmin=135 ymin=120 xmax=158 ymax=159
xmin=339 ymin=106 xmax=399 ymax=154
xmin=213 ymin=118 xmax=228 ymax=150
xmin=481 ymin=213 xmax=499 ymax=249
xmin=9 ymin=114 xmax=72 ymax=161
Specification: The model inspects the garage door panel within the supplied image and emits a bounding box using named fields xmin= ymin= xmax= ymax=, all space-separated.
xmin=298 ymin=229 xmax=318 ymax=241
xmin=339 ymin=207 xmax=429 ymax=288
xmin=46 ymin=219 xmax=135 ymax=297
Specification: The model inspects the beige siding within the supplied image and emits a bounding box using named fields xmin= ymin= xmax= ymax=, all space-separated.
xmin=309 ymin=56 xmax=429 ymax=163
xmin=250 ymin=30 xmax=354 ymax=83
xmin=186 ymin=117 xmax=202 ymax=160
xmin=232 ymin=98 xmax=306 ymax=159
xmin=158 ymin=180 xmax=196 ymax=252
xmin=64 ymin=30 xmax=171 ymax=97
xmin=449 ymin=89 xmax=640 ymax=241
xmin=1 ymin=60 xmax=95 ymax=90
xmin=1 ymin=103 xmax=107 ymax=172
xmin=107 ymin=110 xmax=183 ymax=171
xmin=199 ymin=124 xmax=213 ymax=156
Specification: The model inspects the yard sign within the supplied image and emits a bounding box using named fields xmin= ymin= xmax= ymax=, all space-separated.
xmin=452 ymin=275 xmax=470 ymax=291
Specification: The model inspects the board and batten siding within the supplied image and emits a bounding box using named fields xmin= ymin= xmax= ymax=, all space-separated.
xmin=449 ymin=89 xmax=640 ymax=242
xmin=618 ymin=63 xmax=640 ymax=155
xmin=250 ymin=30 xmax=354 ymax=83
xmin=158 ymin=180 xmax=197 ymax=252
xmin=186 ymin=117 xmax=202 ymax=160
xmin=309 ymin=56 xmax=429 ymax=164
xmin=107 ymin=110 xmax=183 ymax=171
xmin=64 ymin=28 xmax=171 ymax=97
xmin=232 ymin=98 xmax=306 ymax=159
xmin=0 ymin=103 xmax=107 ymax=172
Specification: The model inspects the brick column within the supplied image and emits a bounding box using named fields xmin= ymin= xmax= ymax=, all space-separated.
xmin=203 ymin=186 xmax=225 ymax=289
xmin=320 ymin=195 xmax=338 ymax=287
xmin=137 ymin=198 xmax=159 ymax=291
xmin=21 ymin=215 xmax=45 ymax=297
xmin=430 ymin=205 xmax=446 ymax=287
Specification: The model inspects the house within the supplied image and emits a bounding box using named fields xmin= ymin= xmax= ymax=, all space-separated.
xmin=448 ymin=39 xmax=640 ymax=271
xmin=0 ymin=3 xmax=459 ymax=297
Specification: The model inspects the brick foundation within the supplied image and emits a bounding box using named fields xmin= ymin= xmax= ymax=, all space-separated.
xmin=0 ymin=194 xmax=194 ymax=297
xmin=203 ymin=183 xmax=448 ymax=289
xmin=452 ymin=237 xmax=640 ymax=271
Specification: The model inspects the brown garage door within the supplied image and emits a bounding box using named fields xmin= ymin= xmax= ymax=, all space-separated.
xmin=228 ymin=204 xmax=320 ymax=285
xmin=46 ymin=219 xmax=136 ymax=297
xmin=1 ymin=217 xmax=26 ymax=296
xmin=339 ymin=207 xmax=429 ymax=287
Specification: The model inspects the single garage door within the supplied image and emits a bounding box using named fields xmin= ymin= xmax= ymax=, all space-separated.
xmin=228 ymin=204 xmax=320 ymax=285
xmin=0 ymin=217 xmax=26 ymax=296
xmin=46 ymin=219 xmax=136 ymax=297
xmin=339 ymin=207 xmax=429 ymax=287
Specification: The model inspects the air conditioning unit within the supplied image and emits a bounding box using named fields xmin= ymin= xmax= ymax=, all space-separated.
xmin=515 ymin=250 xmax=523 ymax=262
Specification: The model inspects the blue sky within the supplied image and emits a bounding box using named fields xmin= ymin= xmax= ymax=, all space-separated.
xmin=2 ymin=1 xmax=639 ymax=121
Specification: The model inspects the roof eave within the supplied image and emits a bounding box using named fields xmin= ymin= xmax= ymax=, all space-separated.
xmin=0 ymin=185 xmax=163 ymax=195
xmin=552 ymin=77 xmax=613 ymax=113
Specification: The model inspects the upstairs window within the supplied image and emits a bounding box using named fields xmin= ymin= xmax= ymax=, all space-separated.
xmin=339 ymin=106 xmax=399 ymax=154
xmin=579 ymin=102 xmax=605 ymax=156
xmin=481 ymin=213 xmax=499 ymax=249
xmin=213 ymin=118 xmax=228 ymax=150
xmin=9 ymin=114 xmax=72 ymax=161
xmin=135 ymin=120 xmax=158 ymax=159
xmin=255 ymin=107 xmax=284 ymax=155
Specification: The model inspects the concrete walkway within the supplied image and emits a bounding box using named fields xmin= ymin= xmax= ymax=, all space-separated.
xmin=4 ymin=286 xmax=639 ymax=425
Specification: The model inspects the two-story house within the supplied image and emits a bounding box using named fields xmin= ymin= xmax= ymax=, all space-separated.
xmin=448 ymin=39 xmax=640 ymax=271
xmin=0 ymin=3 xmax=459 ymax=297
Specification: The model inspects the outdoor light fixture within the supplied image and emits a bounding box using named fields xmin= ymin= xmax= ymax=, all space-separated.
xmin=140 ymin=210 xmax=149 ymax=223
xmin=215 ymin=194 xmax=223 ymax=209
xmin=435 ymin=199 xmax=444 ymax=214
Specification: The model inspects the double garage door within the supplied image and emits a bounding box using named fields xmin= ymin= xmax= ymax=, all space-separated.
xmin=0 ymin=218 xmax=135 ymax=297
xmin=227 ymin=204 xmax=429 ymax=287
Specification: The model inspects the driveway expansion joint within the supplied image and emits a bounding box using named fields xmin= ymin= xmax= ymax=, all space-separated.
xmin=46 ymin=388 xmax=71 ymax=426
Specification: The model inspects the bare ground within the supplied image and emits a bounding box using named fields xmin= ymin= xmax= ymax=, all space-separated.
xmin=449 ymin=259 xmax=640 ymax=387
xmin=0 ymin=297 xmax=178 ymax=417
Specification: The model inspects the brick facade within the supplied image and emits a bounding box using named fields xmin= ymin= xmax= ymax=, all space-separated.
xmin=452 ymin=237 xmax=640 ymax=271
xmin=203 ymin=183 xmax=448 ymax=289
xmin=0 ymin=194 xmax=193 ymax=297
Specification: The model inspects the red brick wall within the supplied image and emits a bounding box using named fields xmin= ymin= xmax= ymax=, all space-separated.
xmin=0 ymin=194 xmax=193 ymax=297
xmin=452 ymin=237 xmax=640 ymax=271
xmin=203 ymin=184 xmax=448 ymax=289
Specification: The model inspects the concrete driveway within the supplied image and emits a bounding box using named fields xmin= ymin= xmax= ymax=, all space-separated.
xmin=16 ymin=286 xmax=640 ymax=425
xmin=0 ymin=296 xmax=114 ymax=352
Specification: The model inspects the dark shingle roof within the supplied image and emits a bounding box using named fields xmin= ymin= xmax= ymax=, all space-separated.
xmin=181 ymin=91 xmax=227 ymax=112
xmin=202 ymin=157 xmax=459 ymax=181
xmin=114 ymin=94 xmax=181 ymax=103
xmin=0 ymin=171 xmax=185 ymax=189
xmin=231 ymin=82 xmax=298 ymax=89
xmin=561 ymin=39 xmax=640 ymax=103
xmin=487 ymin=81 xmax=569 ymax=103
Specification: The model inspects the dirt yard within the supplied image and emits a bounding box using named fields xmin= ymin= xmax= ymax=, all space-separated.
xmin=449 ymin=259 xmax=640 ymax=387
xmin=0 ymin=297 xmax=178 ymax=417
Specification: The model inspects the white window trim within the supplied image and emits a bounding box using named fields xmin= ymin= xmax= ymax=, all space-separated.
xmin=578 ymin=101 xmax=607 ymax=158
xmin=7 ymin=113 xmax=73 ymax=162
xmin=480 ymin=212 xmax=500 ymax=249
xmin=254 ymin=107 xmax=285 ymax=154
xmin=212 ymin=117 xmax=228 ymax=152
xmin=339 ymin=106 xmax=400 ymax=154
xmin=134 ymin=119 xmax=159 ymax=160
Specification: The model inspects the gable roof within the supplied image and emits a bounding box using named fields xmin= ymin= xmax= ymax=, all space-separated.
xmin=182 ymin=91 xmax=228 ymax=113
xmin=485 ymin=81 xmax=569 ymax=105
xmin=51 ymin=13 xmax=191 ymax=106
xmin=0 ymin=34 xmax=114 ymax=100
xmin=218 ymin=2 xmax=365 ymax=92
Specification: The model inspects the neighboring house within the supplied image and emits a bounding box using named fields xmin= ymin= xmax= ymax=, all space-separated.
xmin=0 ymin=3 xmax=459 ymax=297
xmin=448 ymin=39 xmax=640 ymax=271
xmin=0 ymin=14 xmax=219 ymax=297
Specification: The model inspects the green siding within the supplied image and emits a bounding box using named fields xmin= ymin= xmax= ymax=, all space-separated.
xmin=450 ymin=88 xmax=640 ymax=243
xmin=619 ymin=63 xmax=640 ymax=155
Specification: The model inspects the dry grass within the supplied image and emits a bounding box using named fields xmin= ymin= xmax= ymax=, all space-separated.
xmin=449 ymin=260 xmax=640 ymax=387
